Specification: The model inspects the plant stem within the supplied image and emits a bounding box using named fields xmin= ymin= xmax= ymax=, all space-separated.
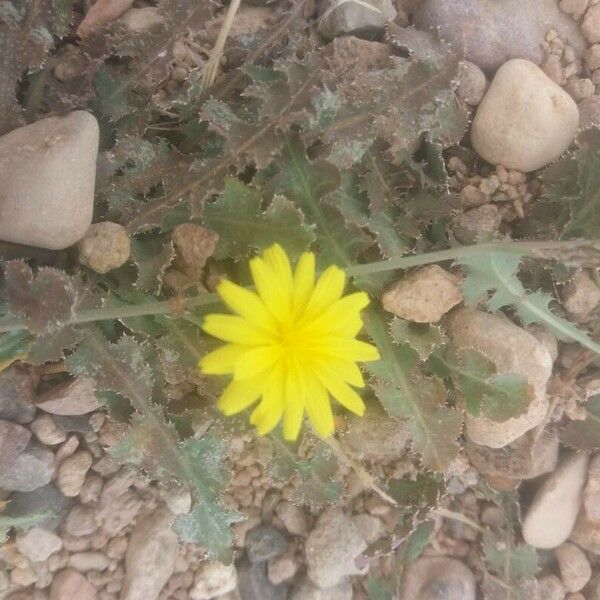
xmin=1 ymin=239 xmax=598 ymax=334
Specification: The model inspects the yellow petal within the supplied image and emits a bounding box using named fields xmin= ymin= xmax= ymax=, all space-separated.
xmin=317 ymin=358 xmax=365 ymax=388
xmin=202 ymin=314 xmax=273 ymax=345
xmin=251 ymin=371 xmax=285 ymax=435
xmin=283 ymin=361 xmax=305 ymax=441
xmin=234 ymin=345 xmax=281 ymax=381
xmin=313 ymin=363 xmax=366 ymax=416
xmin=304 ymin=292 xmax=369 ymax=335
xmin=303 ymin=376 xmax=335 ymax=438
xmin=304 ymin=265 xmax=346 ymax=318
xmin=249 ymin=257 xmax=290 ymax=321
xmin=292 ymin=251 xmax=315 ymax=315
xmin=317 ymin=337 xmax=381 ymax=362
xmin=216 ymin=280 xmax=277 ymax=333
xmin=216 ymin=377 xmax=264 ymax=415
xmin=199 ymin=344 xmax=248 ymax=375
xmin=262 ymin=244 xmax=293 ymax=292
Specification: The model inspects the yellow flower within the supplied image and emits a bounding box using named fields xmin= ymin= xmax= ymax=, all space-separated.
xmin=199 ymin=244 xmax=380 ymax=440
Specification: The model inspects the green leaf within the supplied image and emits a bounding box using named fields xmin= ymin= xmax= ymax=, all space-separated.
xmin=3 ymin=261 xmax=77 ymax=335
xmin=366 ymin=577 xmax=393 ymax=600
xmin=459 ymin=251 xmax=600 ymax=355
xmin=268 ymin=432 xmax=343 ymax=510
xmin=203 ymin=178 xmax=315 ymax=260
xmin=0 ymin=509 xmax=54 ymax=545
xmin=402 ymin=520 xmax=435 ymax=564
xmin=560 ymin=395 xmax=600 ymax=451
xmin=441 ymin=349 xmax=532 ymax=421
xmin=544 ymin=128 xmax=600 ymax=239
xmin=483 ymin=530 xmax=539 ymax=580
xmin=366 ymin=309 xmax=461 ymax=471
xmin=0 ymin=331 xmax=30 ymax=371
xmin=66 ymin=328 xmax=237 ymax=562
xmin=130 ymin=237 xmax=175 ymax=294
xmin=390 ymin=319 xmax=445 ymax=361
xmin=388 ymin=475 xmax=443 ymax=508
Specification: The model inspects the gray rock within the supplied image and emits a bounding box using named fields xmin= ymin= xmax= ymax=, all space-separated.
xmin=238 ymin=559 xmax=288 ymax=600
xmin=448 ymin=310 xmax=553 ymax=448
xmin=317 ymin=0 xmax=397 ymax=40
xmin=413 ymin=0 xmax=585 ymax=72
xmin=36 ymin=377 xmax=99 ymax=416
xmin=246 ymin=526 xmax=289 ymax=563
xmin=0 ymin=364 xmax=38 ymax=424
xmin=457 ymin=61 xmax=488 ymax=106
xmin=4 ymin=484 xmax=72 ymax=531
xmin=122 ymin=507 xmax=179 ymax=600
xmin=305 ymin=508 xmax=366 ymax=588
xmin=0 ymin=420 xmax=31 ymax=470
xmin=0 ymin=111 xmax=99 ymax=249
xmin=0 ymin=444 xmax=54 ymax=492
xmin=579 ymin=95 xmax=600 ymax=130
xmin=400 ymin=556 xmax=476 ymax=600
xmin=291 ymin=578 xmax=353 ymax=600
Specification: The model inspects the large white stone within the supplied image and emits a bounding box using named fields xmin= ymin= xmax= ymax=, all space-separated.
xmin=448 ymin=309 xmax=553 ymax=448
xmin=523 ymin=452 xmax=589 ymax=549
xmin=471 ymin=59 xmax=579 ymax=172
xmin=0 ymin=111 xmax=99 ymax=249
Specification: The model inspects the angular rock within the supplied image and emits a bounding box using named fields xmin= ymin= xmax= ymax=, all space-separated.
xmin=56 ymin=450 xmax=92 ymax=497
xmin=471 ymin=59 xmax=579 ymax=172
xmin=0 ymin=111 xmax=99 ymax=249
xmin=15 ymin=527 xmax=62 ymax=562
xmin=246 ymin=525 xmax=288 ymax=563
xmin=305 ymin=508 xmax=366 ymax=588
xmin=457 ymin=61 xmax=488 ymax=106
xmin=190 ymin=561 xmax=238 ymax=600
xmin=0 ymin=364 xmax=38 ymax=424
xmin=0 ymin=444 xmax=54 ymax=492
xmin=122 ymin=507 xmax=178 ymax=600
xmin=50 ymin=568 xmax=97 ymax=600
xmin=465 ymin=429 xmax=559 ymax=481
xmin=452 ymin=204 xmax=502 ymax=243
xmin=317 ymin=0 xmax=397 ymax=40
xmin=448 ymin=310 xmax=553 ymax=448
xmin=563 ymin=270 xmax=600 ymax=321
xmin=0 ymin=420 xmax=31 ymax=470
xmin=382 ymin=265 xmax=463 ymax=323
xmin=413 ymin=0 xmax=584 ymax=71
xmin=291 ymin=578 xmax=353 ymax=600
xmin=78 ymin=222 xmax=131 ymax=274
xmin=522 ymin=452 xmax=589 ymax=549
xmin=399 ymin=556 xmax=476 ymax=600
xmin=36 ymin=377 xmax=99 ymax=416
xmin=341 ymin=409 xmax=410 ymax=461
xmin=555 ymin=542 xmax=591 ymax=592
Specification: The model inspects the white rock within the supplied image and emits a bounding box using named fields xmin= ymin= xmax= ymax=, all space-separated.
xmin=291 ymin=578 xmax=353 ymax=600
xmin=522 ymin=452 xmax=589 ymax=549
xmin=305 ymin=508 xmax=366 ymax=588
xmin=122 ymin=507 xmax=178 ymax=600
xmin=68 ymin=551 xmax=110 ymax=572
xmin=382 ymin=265 xmax=463 ymax=323
xmin=118 ymin=7 xmax=165 ymax=32
xmin=56 ymin=450 xmax=93 ymax=497
xmin=16 ymin=527 xmax=62 ymax=562
xmin=78 ymin=222 xmax=131 ymax=274
xmin=448 ymin=310 xmax=553 ymax=448
xmin=30 ymin=414 xmax=66 ymax=445
xmin=317 ymin=0 xmax=397 ymax=40
xmin=163 ymin=487 xmax=192 ymax=515
xmin=0 ymin=111 xmax=99 ymax=249
xmin=555 ymin=542 xmax=591 ymax=592
xmin=190 ymin=561 xmax=237 ymax=600
xmin=471 ymin=59 xmax=579 ymax=172
xmin=563 ymin=270 xmax=600 ymax=321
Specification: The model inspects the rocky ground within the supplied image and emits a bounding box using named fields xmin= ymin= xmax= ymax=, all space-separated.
xmin=2 ymin=0 xmax=600 ymax=599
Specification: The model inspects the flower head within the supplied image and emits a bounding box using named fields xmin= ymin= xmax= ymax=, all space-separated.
xmin=199 ymin=244 xmax=380 ymax=440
